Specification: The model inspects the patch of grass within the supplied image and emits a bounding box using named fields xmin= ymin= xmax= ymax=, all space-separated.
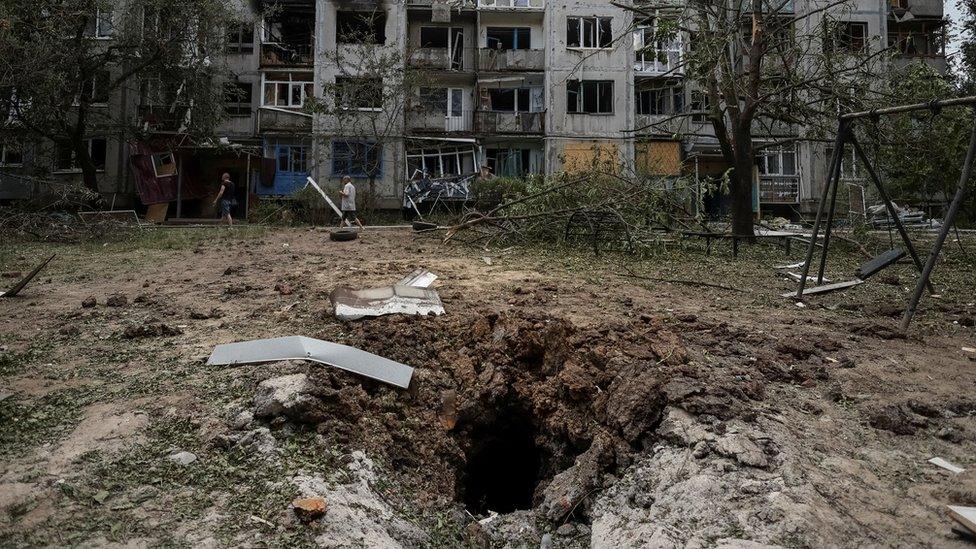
xmin=0 ymin=386 xmax=98 ymax=459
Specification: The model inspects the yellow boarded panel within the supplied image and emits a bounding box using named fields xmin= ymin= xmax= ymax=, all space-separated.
xmin=562 ymin=141 xmax=620 ymax=174
xmin=636 ymin=141 xmax=682 ymax=176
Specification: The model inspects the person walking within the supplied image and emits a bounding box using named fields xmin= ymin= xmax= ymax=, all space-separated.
xmin=338 ymin=175 xmax=365 ymax=229
xmin=212 ymin=172 xmax=236 ymax=226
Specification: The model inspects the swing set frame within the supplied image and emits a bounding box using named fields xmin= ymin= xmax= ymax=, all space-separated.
xmin=796 ymin=96 xmax=976 ymax=331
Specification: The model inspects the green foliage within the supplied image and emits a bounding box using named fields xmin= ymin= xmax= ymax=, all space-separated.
xmin=869 ymin=63 xmax=972 ymax=221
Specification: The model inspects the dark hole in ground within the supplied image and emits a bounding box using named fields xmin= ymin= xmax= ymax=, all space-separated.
xmin=460 ymin=405 xmax=542 ymax=515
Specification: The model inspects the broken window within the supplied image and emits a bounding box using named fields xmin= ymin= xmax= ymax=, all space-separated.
xmin=224 ymin=82 xmax=252 ymax=116
xmin=226 ymin=22 xmax=254 ymax=53
xmin=86 ymin=7 xmax=113 ymax=38
xmin=406 ymin=146 xmax=475 ymax=178
xmin=690 ymin=90 xmax=710 ymax=122
xmin=567 ymin=80 xmax=613 ymax=114
xmin=80 ymin=70 xmax=111 ymax=105
xmin=0 ymin=144 xmax=23 ymax=166
xmin=487 ymin=27 xmax=531 ymax=50
xmin=636 ymin=86 xmax=682 ymax=116
xmin=151 ymin=151 xmax=177 ymax=177
xmin=419 ymin=87 xmax=449 ymax=114
xmin=336 ymin=11 xmax=386 ymax=44
xmin=567 ymin=17 xmax=612 ymax=49
xmin=634 ymin=19 xmax=681 ymax=73
xmin=263 ymin=77 xmax=313 ymax=108
xmin=332 ymin=141 xmax=381 ymax=177
xmin=55 ymin=139 xmax=106 ymax=172
xmin=488 ymin=88 xmax=530 ymax=112
xmin=758 ymin=144 xmax=797 ymax=176
xmin=335 ymin=77 xmax=382 ymax=110
xmin=420 ymin=27 xmax=450 ymax=48
xmin=277 ymin=145 xmax=308 ymax=174
xmin=826 ymin=21 xmax=867 ymax=53
xmin=486 ymin=148 xmax=533 ymax=176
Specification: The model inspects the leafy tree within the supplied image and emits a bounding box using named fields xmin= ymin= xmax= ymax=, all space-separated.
xmin=0 ymin=0 xmax=236 ymax=194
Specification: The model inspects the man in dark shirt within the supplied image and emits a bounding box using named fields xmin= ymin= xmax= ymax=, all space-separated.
xmin=212 ymin=173 xmax=236 ymax=226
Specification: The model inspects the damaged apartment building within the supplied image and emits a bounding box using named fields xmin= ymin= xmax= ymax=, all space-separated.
xmin=0 ymin=0 xmax=948 ymax=218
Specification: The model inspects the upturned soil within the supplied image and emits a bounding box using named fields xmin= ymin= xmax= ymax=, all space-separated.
xmin=1 ymin=226 xmax=975 ymax=547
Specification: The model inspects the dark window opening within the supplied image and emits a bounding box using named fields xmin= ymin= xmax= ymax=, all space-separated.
xmin=226 ymin=22 xmax=254 ymax=53
xmin=486 ymin=148 xmax=532 ymax=176
xmin=223 ymin=82 xmax=252 ymax=116
xmin=487 ymin=27 xmax=531 ymax=50
xmin=636 ymin=86 xmax=683 ymax=115
xmin=335 ymin=77 xmax=383 ymax=109
xmin=567 ymin=16 xmax=612 ymax=48
xmin=337 ymin=11 xmax=387 ymax=44
xmin=827 ymin=21 xmax=867 ymax=53
xmin=56 ymin=139 xmax=106 ymax=171
xmin=567 ymin=80 xmax=613 ymax=114
xmin=81 ymin=71 xmax=111 ymax=105
xmin=420 ymin=26 xmax=449 ymax=48
xmin=488 ymin=88 xmax=530 ymax=112
xmin=332 ymin=141 xmax=381 ymax=177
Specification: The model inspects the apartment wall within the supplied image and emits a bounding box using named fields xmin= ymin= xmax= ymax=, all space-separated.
xmin=543 ymin=0 xmax=635 ymax=174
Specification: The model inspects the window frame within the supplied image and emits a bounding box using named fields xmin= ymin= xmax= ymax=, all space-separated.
xmin=332 ymin=140 xmax=382 ymax=178
xmin=567 ymin=16 xmax=613 ymax=49
xmin=757 ymin=143 xmax=798 ymax=177
xmin=0 ymin=144 xmax=24 ymax=167
xmin=262 ymin=77 xmax=313 ymax=108
xmin=486 ymin=27 xmax=532 ymax=50
xmin=335 ymin=77 xmax=383 ymax=111
xmin=226 ymin=22 xmax=255 ymax=53
xmin=566 ymin=80 xmax=614 ymax=114
xmin=54 ymin=138 xmax=107 ymax=173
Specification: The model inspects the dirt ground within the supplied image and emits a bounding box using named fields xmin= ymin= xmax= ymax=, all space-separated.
xmin=1 ymin=225 xmax=975 ymax=547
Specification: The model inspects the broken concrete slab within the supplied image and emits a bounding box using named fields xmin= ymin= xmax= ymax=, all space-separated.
xmin=948 ymin=505 xmax=976 ymax=535
xmin=207 ymin=336 xmax=414 ymax=389
xmin=0 ymin=254 xmax=55 ymax=298
xmin=330 ymin=285 xmax=444 ymax=321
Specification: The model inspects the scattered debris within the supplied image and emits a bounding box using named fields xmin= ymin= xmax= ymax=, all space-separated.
xmin=0 ymin=254 xmax=55 ymax=298
xmin=482 ymin=256 xmax=493 ymax=266
xmin=948 ymin=505 xmax=976 ymax=536
xmin=869 ymin=203 xmax=940 ymax=229
xmin=252 ymin=373 xmax=322 ymax=422
xmin=78 ymin=210 xmax=141 ymax=225
xmin=784 ymin=272 xmax=830 ymax=283
xmin=963 ymin=347 xmax=976 ymax=355
xmin=121 ymin=323 xmax=183 ymax=339
xmin=331 ymin=285 xmax=445 ymax=321
xmin=207 ymin=336 xmax=414 ymax=389
xmin=782 ymin=279 xmax=864 ymax=298
xmin=397 ymin=268 xmax=438 ymax=289
xmin=929 ymin=457 xmax=965 ymax=474
xmin=292 ymin=497 xmax=328 ymax=523
xmin=168 ymin=451 xmax=197 ymax=466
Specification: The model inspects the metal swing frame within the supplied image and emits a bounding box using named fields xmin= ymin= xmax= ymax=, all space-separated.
xmin=796 ymin=96 xmax=976 ymax=331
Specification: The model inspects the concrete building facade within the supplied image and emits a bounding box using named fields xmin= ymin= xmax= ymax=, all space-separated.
xmin=0 ymin=0 xmax=949 ymax=219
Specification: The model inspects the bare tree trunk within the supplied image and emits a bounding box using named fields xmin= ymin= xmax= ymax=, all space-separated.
xmin=730 ymin=125 xmax=756 ymax=237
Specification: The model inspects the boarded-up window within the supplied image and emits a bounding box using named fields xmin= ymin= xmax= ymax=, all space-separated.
xmin=635 ymin=141 xmax=682 ymax=176
xmin=561 ymin=141 xmax=619 ymax=173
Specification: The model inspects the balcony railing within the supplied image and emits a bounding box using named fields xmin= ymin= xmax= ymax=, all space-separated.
xmin=890 ymin=0 xmax=943 ymax=17
xmin=474 ymin=111 xmax=545 ymax=134
xmin=408 ymin=47 xmax=474 ymax=71
xmin=137 ymin=105 xmax=183 ymax=131
xmin=260 ymin=43 xmax=313 ymax=67
xmin=759 ymin=175 xmax=800 ymax=204
xmin=407 ymin=109 xmax=474 ymax=132
xmin=478 ymin=48 xmax=544 ymax=71
xmin=478 ymin=0 xmax=544 ymax=9
xmin=258 ymin=107 xmax=312 ymax=133
xmin=635 ymin=51 xmax=683 ymax=76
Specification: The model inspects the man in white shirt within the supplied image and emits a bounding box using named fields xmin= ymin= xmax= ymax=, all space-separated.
xmin=338 ymin=175 xmax=365 ymax=229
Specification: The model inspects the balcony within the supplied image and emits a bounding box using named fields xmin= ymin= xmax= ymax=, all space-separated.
xmin=890 ymin=0 xmax=943 ymax=18
xmin=474 ymin=111 xmax=544 ymax=134
xmin=478 ymin=48 xmax=544 ymax=72
xmin=137 ymin=105 xmax=183 ymax=132
xmin=260 ymin=43 xmax=313 ymax=67
xmin=409 ymin=47 xmax=473 ymax=71
xmin=407 ymin=109 xmax=474 ymax=133
xmin=759 ymin=175 xmax=800 ymax=204
xmin=478 ymin=0 xmax=544 ymax=8
xmin=635 ymin=51 xmax=683 ymax=76
xmin=258 ymin=107 xmax=312 ymax=133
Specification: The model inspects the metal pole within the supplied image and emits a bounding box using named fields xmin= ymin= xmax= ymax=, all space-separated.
xmin=901 ymin=115 xmax=976 ymax=330
xmin=817 ymin=133 xmax=847 ymax=284
xmin=797 ymin=122 xmax=846 ymax=298
xmin=176 ymin=154 xmax=183 ymax=219
xmin=848 ymin=135 xmax=935 ymax=294
xmin=841 ymin=96 xmax=976 ymax=121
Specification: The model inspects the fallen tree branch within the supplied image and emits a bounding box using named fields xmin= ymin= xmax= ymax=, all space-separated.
xmin=621 ymin=271 xmax=745 ymax=293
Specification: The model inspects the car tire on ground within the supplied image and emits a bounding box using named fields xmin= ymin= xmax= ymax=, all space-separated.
xmin=330 ymin=229 xmax=359 ymax=242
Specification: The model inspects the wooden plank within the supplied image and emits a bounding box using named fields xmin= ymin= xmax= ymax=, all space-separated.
xmin=948 ymin=506 xmax=976 ymax=535
xmin=786 ymin=272 xmax=831 ymax=283
xmin=856 ymin=248 xmax=906 ymax=280
xmin=781 ymin=279 xmax=863 ymax=298
xmin=145 ymin=203 xmax=168 ymax=223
